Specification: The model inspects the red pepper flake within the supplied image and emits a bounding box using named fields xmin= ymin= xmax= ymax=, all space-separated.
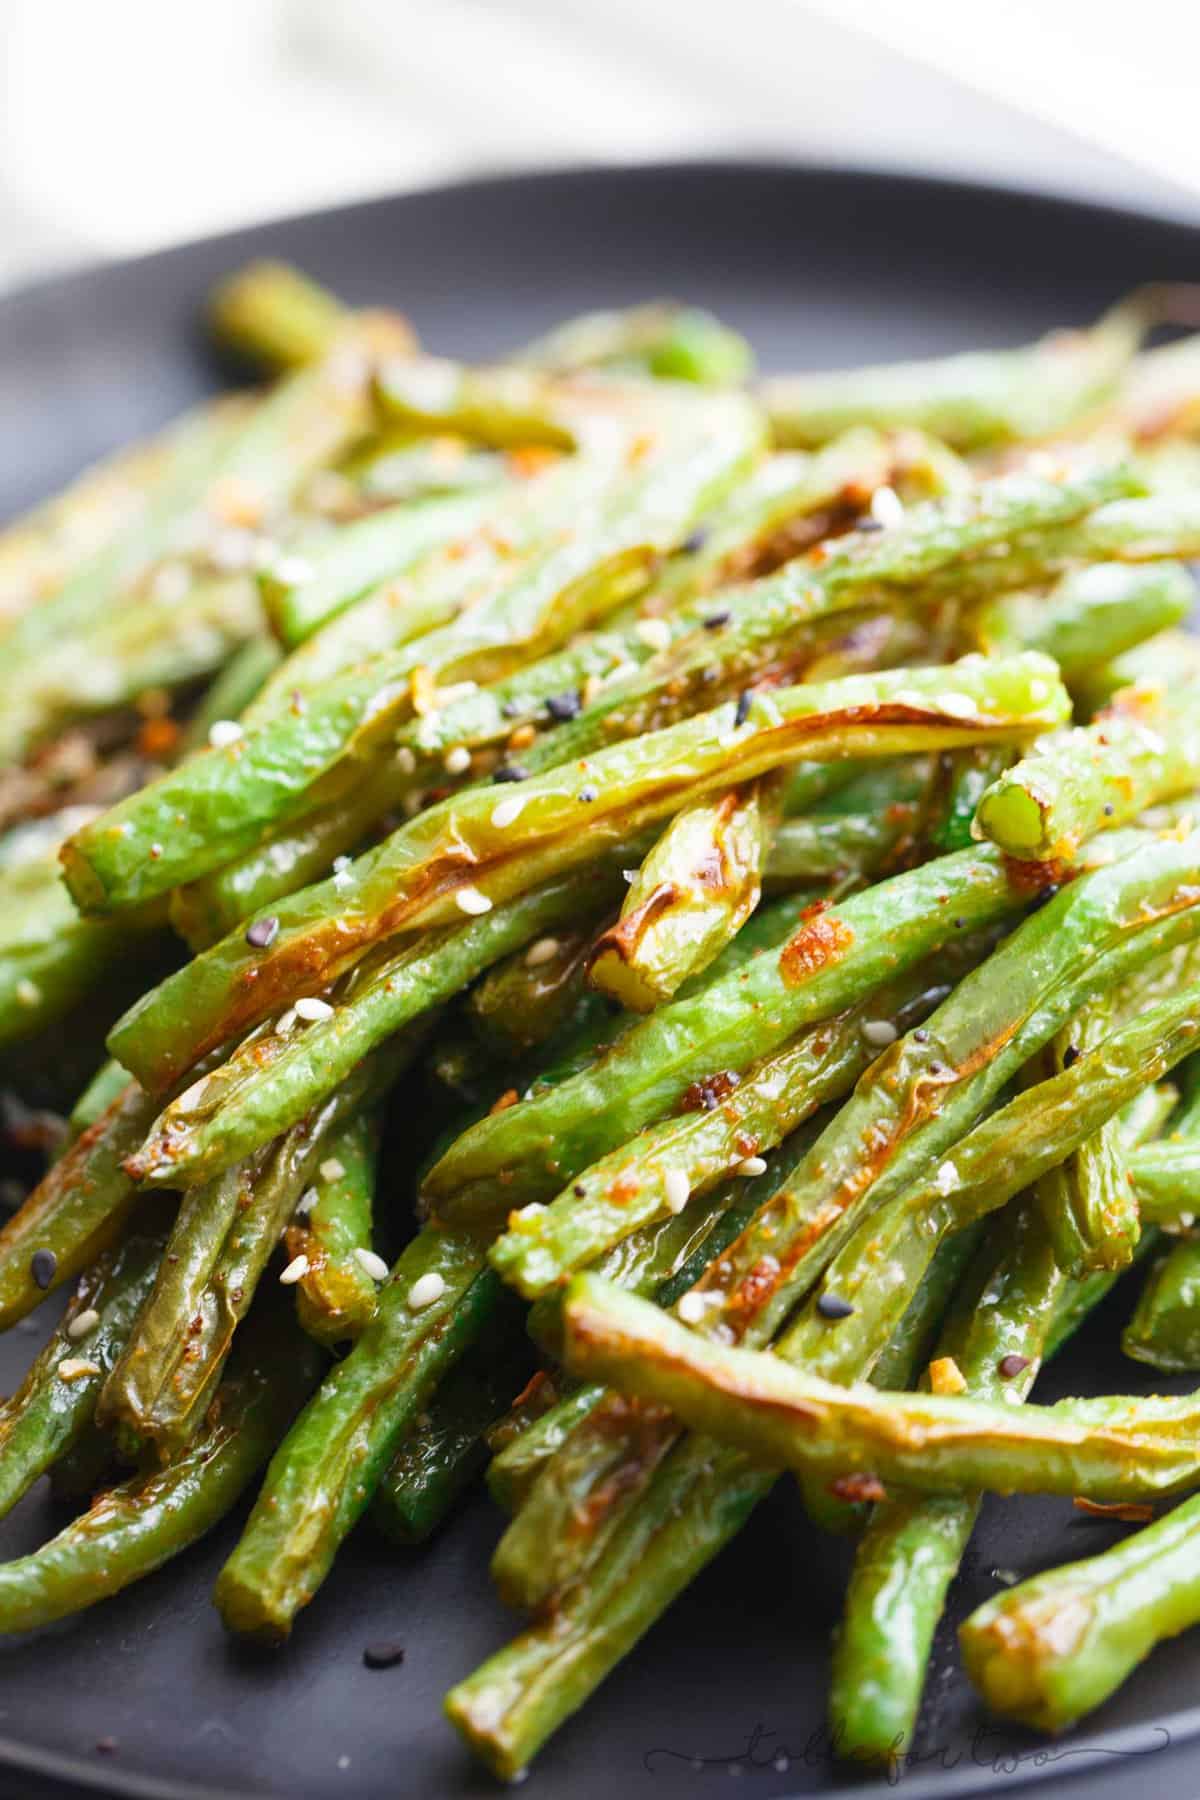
xmin=829 ymin=1473 xmax=886 ymax=1504
xmin=779 ymin=909 xmax=855 ymax=987
xmin=1002 ymin=853 xmax=1071 ymax=897
xmin=1072 ymin=1497 xmax=1155 ymax=1523
xmin=136 ymin=715 xmax=180 ymax=759
xmin=488 ymin=1089 xmax=519 ymax=1116
xmin=680 ymin=1070 xmax=741 ymax=1113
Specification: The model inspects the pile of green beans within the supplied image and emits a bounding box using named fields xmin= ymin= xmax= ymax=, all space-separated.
xmin=5 ymin=259 xmax=1200 ymax=1783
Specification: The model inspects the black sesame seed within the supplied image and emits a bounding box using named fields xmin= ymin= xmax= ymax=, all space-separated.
xmin=953 ymin=916 xmax=966 ymax=929
xmin=1063 ymin=1045 xmax=1080 ymax=1069
xmin=928 ymin=1060 xmax=946 ymax=1075
xmin=245 ymin=915 xmax=279 ymax=949
xmin=733 ymin=690 xmax=753 ymax=729
xmin=856 ymin=516 xmax=886 ymax=533
xmin=501 ymin=699 xmax=522 ymax=719
xmin=998 ymin=1354 xmax=1030 ymax=1378
xmin=702 ymin=610 xmax=731 ymax=631
xmin=546 ymin=690 xmax=582 ymax=722
xmin=493 ymin=763 xmax=530 ymax=784
xmin=30 ymin=1248 xmax=56 ymax=1290
xmin=574 ymin=1183 xmax=587 ymax=1197
xmin=681 ymin=528 xmax=708 ymax=554
xmin=913 ymin=1029 xmax=930 ymax=1043
xmin=578 ymin=785 xmax=598 ymax=804
xmin=1103 ymin=802 xmax=1115 ymax=817
xmin=363 ymin=1641 xmax=406 ymax=1671
xmin=816 ymin=1290 xmax=855 ymax=1321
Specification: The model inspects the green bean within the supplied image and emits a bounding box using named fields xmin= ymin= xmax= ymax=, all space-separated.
xmin=0 ymin=1227 xmax=165 ymax=1522
xmin=1127 ymin=1142 xmax=1200 ymax=1221
xmin=0 ymin=1077 xmax=161 ymax=1327
xmin=489 ymin=959 xmax=960 ymax=1299
xmin=559 ymin=1262 xmax=1200 ymax=1502
xmin=467 ymin=922 xmax=602 ymax=1057
xmin=960 ymin=1488 xmax=1200 ymax=1733
xmin=767 ymin=805 xmax=918 ymax=882
xmin=928 ymin=746 xmax=1015 ymax=853
xmin=179 ymin=635 xmax=283 ymax=753
xmin=972 ymin=561 xmax=1196 ymax=680
xmin=975 ymin=687 xmax=1200 ymax=859
xmin=66 ymin=401 xmax=759 ymax=916
xmin=208 ymin=260 xmax=351 ymax=372
xmin=103 ymin=1043 xmax=409 ymax=1453
xmin=1122 ymin=1072 xmax=1200 ymax=1367
xmin=762 ymin=292 xmax=1149 ymax=450
xmin=513 ymin=301 xmax=753 ymax=386
xmin=0 ymin=1300 xmax=325 ymax=1636
xmin=284 ymin=1111 xmax=380 ymax=1346
xmin=215 ymin=1225 xmax=497 ymax=1639
xmin=587 ymin=781 xmax=772 ymax=1011
xmin=127 ymin=863 xmax=630 ymax=1188
xmin=371 ymin=1292 xmax=532 ymax=1545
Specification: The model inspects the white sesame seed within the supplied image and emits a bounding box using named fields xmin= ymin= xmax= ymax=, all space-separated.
xmin=275 ymin=1008 xmax=298 ymax=1037
xmin=524 ymin=936 xmax=560 ymax=968
xmin=736 ymin=1156 xmax=768 ymax=1178
xmin=455 ymin=886 xmax=493 ymax=916
xmin=14 ymin=978 xmax=40 ymax=1008
xmin=272 ymin=555 xmax=316 ymax=587
xmin=174 ymin=1075 xmax=211 ymax=1114
xmin=622 ymin=868 xmax=639 ymax=884
xmin=514 ymin=1203 xmax=546 ymax=1223
xmin=407 ymin=1271 xmax=447 ymax=1310
xmin=279 ymin=1254 xmax=310 ymax=1286
xmin=635 ymin=617 xmax=672 ymax=653
xmin=295 ymin=996 xmax=335 ymax=1022
xmin=663 ymin=1168 xmax=691 ymax=1214
xmin=895 ymin=688 xmax=929 ymax=710
xmin=435 ymin=681 xmax=479 ymax=705
xmin=443 ymin=745 xmax=472 ymax=776
xmin=332 ymin=856 xmax=351 ymax=873
xmin=353 ymin=1247 xmax=390 ymax=1283
xmin=66 ymin=1308 xmax=101 ymax=1341
xmin=57 ymin=1357 xmax=101 ymax=1382
xmin=676 ymin=1292 xmax=708 ymax=1324
xmin=933 ymin=1161 xmax=960 ymax=1196
xmin=207 ymin=718 xmax=245 ymax=749
xmin=295 ymin=1187 xmax=319 ymax=1216
xmin=320 ymin=1159 xmax=345 ymax=1183
xmin=861 ymin=1019 xmax=898 ymax=1049
xmin=491 ymin=794 xmax=525 ymax=829
xmin=869 ymin=485 xmax=904 ymax=528
xmin=936 ymin=692 xmax=977 ymax=720
xmin=150 ymin=561 xmax=192 ymax=605
xmin=395 ymin=746 xmax=417 ymax=775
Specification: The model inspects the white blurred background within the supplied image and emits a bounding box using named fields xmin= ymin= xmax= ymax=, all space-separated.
xmin=1 ymin=0 xmax=1198 ymax=289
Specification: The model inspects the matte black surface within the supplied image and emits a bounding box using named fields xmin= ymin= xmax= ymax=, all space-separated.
xmin=1 ymin=161 xmax=1200 ymax=1800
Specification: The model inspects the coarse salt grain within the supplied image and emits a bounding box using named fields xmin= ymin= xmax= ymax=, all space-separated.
xmin=407 ymin=1272 xmax=447 ymax=1311
xmin=663 ymin=1168 xmax=691 ymax=1214
xmin=207 ymin=719 xmax=245 ymax=749
xmin=455 ymin=886 xmax=493 ymax=916
xmin=354 ymin=1248 xmax=390 ymax=1283
xmin=279 ymin=1254 xmax=310 ymax=1286
xmin=295 ymin=996 xmax=335 ymax=1022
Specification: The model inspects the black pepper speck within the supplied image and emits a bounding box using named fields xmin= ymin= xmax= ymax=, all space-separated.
xmin=816 ymin=1290 xmax=854 ymax=1321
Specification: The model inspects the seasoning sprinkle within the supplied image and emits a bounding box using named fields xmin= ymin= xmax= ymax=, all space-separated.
xmin=279 ymin=1254 xmax=310 ymax=1285
xmin=407 ymin=1271 xmax=447 ymax=1311
xmin=493 ymin=763 xmax=530 ymax=784
xmin=354 ymin=1248 xmax=390 ymax=1283
xmin=929 ymin=1356 xmax=968 ymax=1396
xmin=577 ymin=784 xmax=599 ymax=804
xmin=57 ymin=1357 xmax=101 ymax=1382
xmin=733 ymin=690 xmax=753 ymax=729
xmin=702 ymin=609 xmax=731 ymax=630
xmin=245 ymin=915 xmax=280 ymax=949
xmin=816 ymin=1290 xmax=854 ymax=1321
xmin=546 ymin=690 xmax=582 ymax=722
xmin=30 ymin=1248 xmax=57 ymax=1290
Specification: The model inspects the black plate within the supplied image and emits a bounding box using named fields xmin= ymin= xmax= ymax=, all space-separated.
xmin=2 ymin=161 xmax=1200 ymax=1800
